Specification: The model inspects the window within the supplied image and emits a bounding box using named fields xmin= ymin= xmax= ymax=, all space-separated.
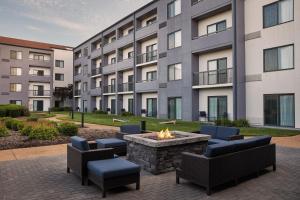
xmin=111 ymin=36 xmax=116 ymax=43
xmin=10 ymin=50 xmax=22 ymax=60
xmin=207 ymin=20 xmax=227 ymax=35
xmin=128 ymin=51 xmax=134 ymax=59
xmin=83 ymin=65 xmax=88 ymax=75
xmin=168 ymin=0 xmax=181 ymax=18
xmin=264 ymin=94 xmax=294 ymax=127
xmin=34 ymin=70 xmax=44 ymax=76
xmin=111 ymin=57 xmax=116 ymax=64
xmin=83 ymin=82 xmax=88 ymax=92
xmin=264 ymin=44 xmax=294 ymax=72
xmin=10 ymin=83 xmax=22 ymax=92
xmin=55 ymin=60 xmax=64 ymax=68
xmin=146 ymin=71 xmax=157 ymax=81
xmin=146 ymin=17 xmax=157 ymax=26
xmin=168 ymin=63 xmax=182 ymax=81
xmin=83 ymin=47 xmax=88 ymax=57
xmin=128 ymin=28 xmax=134 ymax=34
xmin=10 ymin=100 xmax=22 ymax=105
xmin=10 ymin=67 xmax=22 ymax=76
xmin=146 ymin=98 xmax=157 ymax=117
xmin=208 ymin=96 xmax=227 ymax=121
xmin=207 ymin=58 xmax=228 ymax=84
xmin=168 ymin=30 xmax=181 ymax=49
xmin=55 ymin=73 xmax=64 ymax=81
xmin=75 ymin=51 xmax=82 ymax=59
xmin=168 ymin=97 xmax=182 ymax=119
xmin=263 ymin=0 xmax=294 ymax=28
xmin=75 ymin=65 xmax=82 ymax=75
xmin=128 ymin=99 xmax=134 ymax=114
xmin=33 ymin=100 xmax=44 ymax=111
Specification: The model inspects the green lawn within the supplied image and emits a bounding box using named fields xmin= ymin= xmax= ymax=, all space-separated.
xmin=56 ymin=112 xmax=300 ymax=137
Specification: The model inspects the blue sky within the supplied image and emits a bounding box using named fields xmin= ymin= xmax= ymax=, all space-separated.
xmin=0 ymin=0 xmax=151 ymax=47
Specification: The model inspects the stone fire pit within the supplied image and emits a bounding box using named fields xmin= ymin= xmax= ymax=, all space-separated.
xmin=124 ymin=131 xmax=210 ymax=174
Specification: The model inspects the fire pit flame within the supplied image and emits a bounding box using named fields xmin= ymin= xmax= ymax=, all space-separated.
xmin=157 ymin=128 xmax=175 ymax=140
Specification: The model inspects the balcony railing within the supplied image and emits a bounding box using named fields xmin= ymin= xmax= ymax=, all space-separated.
xmin=118 ymin=82 xmax=134 ymax=92
xmin=137 ymin=50 xmax=157 ymax=65
xmin=193 ymin=27 xmax=232 ymax=40
xmin=29 ymin=90 xmax=51 ymax=96
xmin=136 ymin=78 xmax=157 ymax=83
xmin=91 ymin=68 xmax=102 ymax=76
xmin=103 ymin=85 xmax=116 ymax=93
xmin=74 ymin=70 xmax=82 ymax=76
xmin=193 ymin=68 xmax=232 ymax=86
xmin=29 ymin=73 xmax=50 ymax=77
xmin=74 ymin=89 xmax=81 ymax=96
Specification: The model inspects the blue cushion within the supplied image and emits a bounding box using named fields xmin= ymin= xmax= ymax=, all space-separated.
xmin=234 ymin=136 xmax=272 ymax=151
xmin=120 ymin=125 xmax=141 ymax=134
xmin=71 ymin=136 xmax=90 ymax=151
xmin=208 ymin=139 xmax=229 ymax=145
xmin=200 ymin=125 xmax=218 ymax=138
xmin=96 ymin=138 xmax=127 ymax=148
xmin=87 ymin=158 xmax=141 ymax=179
xmin=204 ymin=143 xmax=236 ymax=157
xmin=216 ymin=126 xmax=240 ymax=140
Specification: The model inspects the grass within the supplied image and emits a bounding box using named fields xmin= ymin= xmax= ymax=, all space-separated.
xmin=29 ymin=112 xmax=55 ymax=119
xmin=56 ymin=112 xmax=300 ymax=137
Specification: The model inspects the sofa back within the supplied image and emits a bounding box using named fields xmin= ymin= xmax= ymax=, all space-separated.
xmin=70 ymin=136 xmax=90 ymax=151
xmin=120 ymin=125 xmax=141 ymax=134
xmin=204 ymin=136 xmax=272 ymax=157
xmin=200 ymin=125 xmax=240 ymax=139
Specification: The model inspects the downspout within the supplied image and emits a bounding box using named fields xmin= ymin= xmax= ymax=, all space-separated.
xmin=232 ymin=0 xmax=238 ymax=120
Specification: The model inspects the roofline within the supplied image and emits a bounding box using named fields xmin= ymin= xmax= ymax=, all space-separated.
xmin=74 ymin=0 xmax=158 ymax=49
xmin=0 ymin=42 xmax=53 ymax=52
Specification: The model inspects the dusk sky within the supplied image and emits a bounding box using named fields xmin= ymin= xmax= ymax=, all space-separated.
xmin=0 ymin=0 xmax=152 ymax=47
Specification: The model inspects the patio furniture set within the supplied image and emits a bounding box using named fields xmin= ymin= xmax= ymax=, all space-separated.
xmin=67 ymin=124 xmax=276 ymax=198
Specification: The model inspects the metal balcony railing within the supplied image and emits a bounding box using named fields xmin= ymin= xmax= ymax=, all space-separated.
xmin=103 ymin=85 xmax=116 ymax=93
xmin=29 ymin=90 xmax=51 ymax=96
xmin=91 ymin=68 xmax=102 ymax=76
xmin=118 ymin=82 xmax=134 ymax=92
xmin=136 ymin=50 xmax=157 ymax=65
xmin=193 ymin=68 xmax=232 ymax=86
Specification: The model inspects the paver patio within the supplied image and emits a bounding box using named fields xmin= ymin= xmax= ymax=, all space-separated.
xmin=0 ymin=146 xmax=299 ymax=200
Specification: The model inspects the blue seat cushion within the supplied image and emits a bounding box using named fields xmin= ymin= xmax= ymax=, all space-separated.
xmin=96 ymin=138 xmax=127 ymax=148
xmin=216 ymin=126 xmax=240 ymax=140
xmin=208 ymin=139 xmax=229 ymax=145
xmin=234 ymin=136 xmax=272 ymax=151
xmin=200 ymin=125 xmax=218 ymax=138
xmin=204 ymin=143 xmax=236 ymax=157
xmin=87 ymin=158 xmax=141 ymax=179
xmin=120 ymin=125 xmax=141 ymax=134
xmin=71 ymin=136 xmax=90 ymax=151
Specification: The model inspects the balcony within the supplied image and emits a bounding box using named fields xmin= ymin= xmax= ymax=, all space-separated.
xmin=118 ymin=82 xmax=134 ymax=93
xmin=135 ymin=21 xmax=158 ymax=40
xmin=91 ymin=68 xmax=102 ymax=77
xmin=103 ymin=85 xmax=116 ymax=94
xmin=28 ymin=90 xmax=51 ymax=97
xmin=191 ymin=0 xmax=232 ymax=18
xmin=102 ymin=63 xmax=116 ymax=75
xmin=117 ymin=33 xmax=134 ymax=48
xmin=192 ymin=28 xmax=233 ymax=53
xmin=192 ymin=68 xmax=233 ymax=89
xmin=116 ymin=58 xmax=134 ymax=71
xmin=28 ymin=74 xmax=51 ymax=83
xmin=90 ymin=87 xmax=102 ymax=96
xmin=74 ymin=89 xmax=81 ymax=96
xmin=136 ymin=50 xmax=158 ymax=66
xmin=135 ymin=80 xmax=158 ymax=93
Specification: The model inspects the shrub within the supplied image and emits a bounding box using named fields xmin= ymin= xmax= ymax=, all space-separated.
xmin=0 ymin=125 xmax=9 ymax=137
xmin=0 ymin=104 xmax=29 ymax=117
xmin=5 ymin=119 xmax=24 ymax=131
xmin=121 ymin=112 xmax=134 ymax=116
xmin=27 ymin=116 xmax=38 ymax=122
xmin=20 ymin=125 xmax=33 ymax=136
xmin=214 ymin=118 xmax=233 ymax=127
xmin=232 ymin=119 xmax=250 ymax=127
xmin=94 ymin=110 xmax=107 ymax=114
xmin=29 ymin=126 xmax=58 ymax=140
xmin=58 ymin=122 xmax=78 ymax=136
xmin=4 ymin=118 xmax=15 ymax=129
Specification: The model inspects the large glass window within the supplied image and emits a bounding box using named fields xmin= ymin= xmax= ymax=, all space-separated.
xmin=168 ymin=97 xmax=182 ymax=120
xmin=55 ymin=73 xmax=64 ymax=81
xmin=168 ymin=30 xmax=181 ymax=49
xmin=208 ymin=96 xmax=227 ymax=121
xmin=207 ymin=58 xmax=228 ymax=84
xmin=128 ymin=99 xmax=134 ymax=114
xmin=10 ymin=100 xmax=22 ymax=105
xmin=207 ymin=20 xmax=227 ymax=35
xmin=10 ymin=50 xmax=22 ymax=60
xmin=264 ymin=94 xmax=294 ymax=127
xmin=55 ymin=60 xmax=64 ymax=68
xmin=10 ymin=83 xmax=22 ymax=92
xmin=168 ymin=0 xmax=181 ymax=18
xmin=10 ymin=67 xmax=22 ymax=76
xmin=264 ymin=44 xmax=294 ymax=72
xmin=146 ymin=98 xmax=157 ymax=117
xmin=146 ymin=71 xmax=157 ymax=81
xmin=263 ymin=0 xmax=294 ymax=28
xmin=168 ymin=63 xmax=182 ymax=81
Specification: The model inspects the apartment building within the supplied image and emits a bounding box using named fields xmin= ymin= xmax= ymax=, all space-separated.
xmin=73 ymin=0 xmax=299 ymax=129
xmin=0 ymin=36 xmax=73 ymax=111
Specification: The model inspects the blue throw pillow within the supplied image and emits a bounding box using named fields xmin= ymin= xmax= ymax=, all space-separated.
xmin=204 ymin=142 xmax=236 ymax=157
xmin=71 ymin=136 xmax=90 ymax=151
xmin=201 ymin=125 xmax=218 ymax=138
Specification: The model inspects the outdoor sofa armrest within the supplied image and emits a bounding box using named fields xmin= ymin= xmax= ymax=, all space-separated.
xmin=82 ymin=148 xmax=115 ymax=163
xmin=180 ymin=152 xmax=209 ymax=175
xmin=226 ymin=135 xmax=244 ymax=141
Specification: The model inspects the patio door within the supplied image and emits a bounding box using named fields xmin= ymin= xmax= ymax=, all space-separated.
xmin=168 ymin=97 xmax=182 ymax=120
xmin=146 ymin=44 xmax=157 ymax=62
xmin=33 ymin=85 xmax=44 ymax=96
xmin=128 ymin=98 xmax=134 ymax=114
xmin=146 ymin=98 xmax=157 ymax=117
xmin=128 ymin=75 xmax=134 ymax=91
xmin=208 ymin=58 xmax=227 ymax=84
xmin=33 ymin=100 xmax=44 ymax=111
xmin=111 ymin=99 xmax=116 ymax=114
xmin=208 ymin=96 xmax=227 ymax=121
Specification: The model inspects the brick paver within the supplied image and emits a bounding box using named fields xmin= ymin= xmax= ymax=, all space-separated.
xmin=0 ymin=146 xmax=299 ymax=200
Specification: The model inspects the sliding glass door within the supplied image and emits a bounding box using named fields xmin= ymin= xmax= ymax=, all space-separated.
xmin=264 ymin=94 xmax=294 ymax=127
xmin=168 ymin=97 xmax=182 ymax=120
xmin=208 ymin=96 xmax=227 ymax=121
xmin=146 ymin=98 xmax=157 ymax=117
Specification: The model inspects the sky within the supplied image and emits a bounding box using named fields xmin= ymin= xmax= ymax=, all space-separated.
xmin=0 ymin=0 xmax=152 ymax=47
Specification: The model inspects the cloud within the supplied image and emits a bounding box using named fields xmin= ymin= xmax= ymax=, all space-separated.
xmin=25 ymin=25 xmax=45 ymax=32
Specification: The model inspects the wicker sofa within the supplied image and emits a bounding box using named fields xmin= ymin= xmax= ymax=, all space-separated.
xmin=176 ymin=136 xmax=276 ymax=195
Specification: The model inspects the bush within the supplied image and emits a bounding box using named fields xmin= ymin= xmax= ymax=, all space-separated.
xmin=121 ymin=112 xmax=134 ymax=116
xmin=58 ymin=122 xmax=78 ymax=136
xmin=232 ymin=119 xmax=250 ymax=127
xmin=0 ymin=125 xmax=9 ymax=137
xmin=4 ymin=118 xmax=15 ymax=129
xmin=29 ymin=126 xmax=58 ymax=140
xmin=215 ymin=118 xmax=233 ymax=127
xmin=20 ymin=125 xmax=33 ymax=136
xmin=0 ymin=104 xmax=29 ymax=117
xmin=5 ymin=119 xmax=24 ymax=131
xmin=27 ymin=116 xmax=38 ymax=122
xmin=94 ymin=110 xmax=107 ymax=114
